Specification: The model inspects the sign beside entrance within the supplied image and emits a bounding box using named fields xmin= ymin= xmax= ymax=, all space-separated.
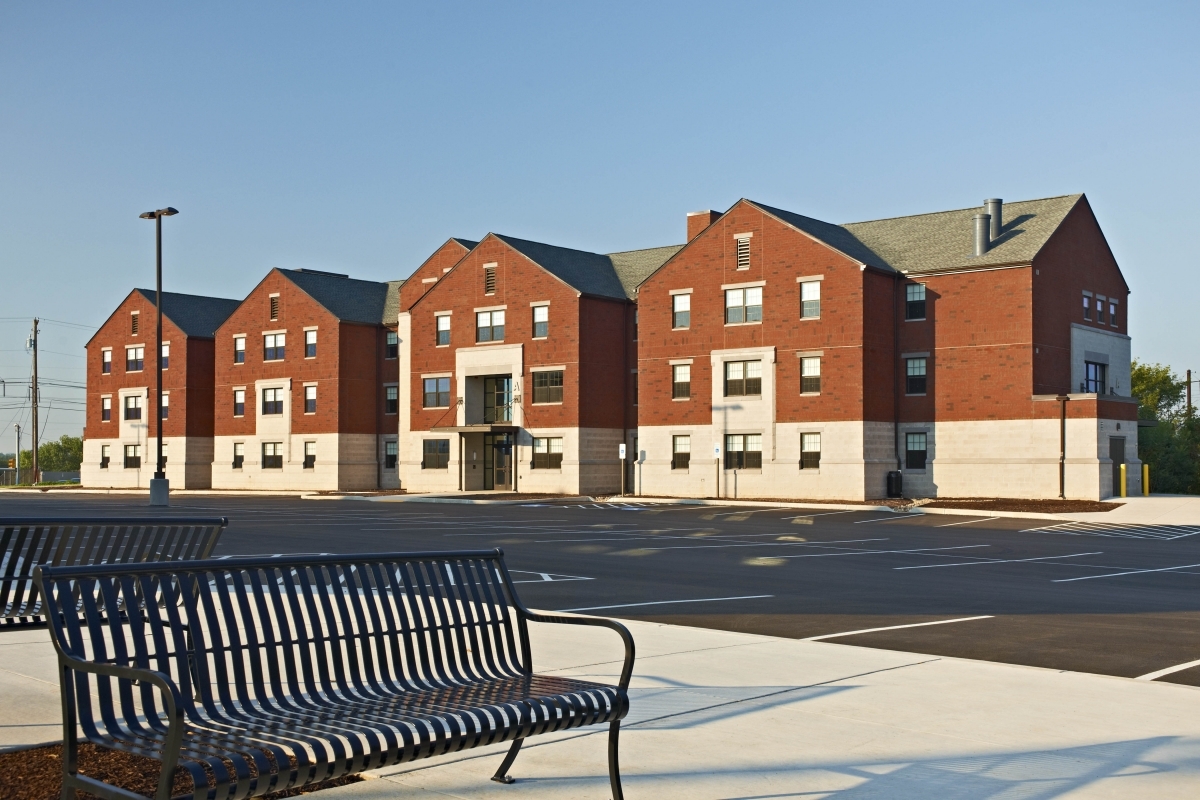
xmin=619 ymin=443 xmax=627 ymax=460
xmin=714 ymin=445 xmax=721 ymax=457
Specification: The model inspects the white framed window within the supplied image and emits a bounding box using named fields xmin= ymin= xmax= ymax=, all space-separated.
xmin=123 ymin=395 xmax=143 ymax=420
xmin=160 ymin=343 xmax=169 ymax=370
xmin=233 ymin=389 xmax=245 ymax=417
xmin=725 ymin=287 xmax=762 ymax=324
xmin=801 ymin=357 xmax=821 ymax=394
xmin=159 ymin=392 xmax=169 ymax=420
xmin=125 ymin=346 xmax=144 ymax=371
xmin=234 ymin=336 xmax=246 ymax=363
xmin=101 ymin=396 xmax=112 ymax=422
xmin=800 ymin=281 xmax=821 ymax=318
xmin=724 ymin=360 xmax=762 ymax=396
xmin=532 ymin=305 xmax=549 ymax=338
xmin=303 ymin=441 xmax=316 ymax=469
xmin=724 ymin=434 xmax=762 ymax=469
xmin=672 ymin=364 xmax=691 ymax=399
xmin=672 ymin=293 xmax=691 ymax=329
xmin=124 ymin=444 xmax=141 ymax=469
xmin=532 ymin=437 xmax=563 ymax=469
xmin=304 ymin=385 xmax=317 ymax=413
xmin=476 ymin=310 xmax=505 ymax=342
xmin=436 ymin=314 xmax=451 ymax=346
xmin=905 ymin=284 xmax=926 ymax=320
xmin=262 ymin=442 xmax=283 ymax=469
xmin=262 ymin=388 xmax=284 ymax=415
xmin=905 ymin=432 xmax=927 ymax=470
xmin=101 ymin=349 xmax=112 ymax=374
xmin=232 ymin=442 xmax=244 ymax=469
xmin=384 ymin=440 xmax=398 ymax=469
xmin=672 ymin=435 xmax=690 ymax=470
xmin=305 ymin=329 xmax=317 ymax=358
xmin=800 ymin=433 xmax=821 ymax=470
xmin=263 ymin=333 xmax=285 ymax=361
xmin=100 ymin=444 xmax=110 ymax=469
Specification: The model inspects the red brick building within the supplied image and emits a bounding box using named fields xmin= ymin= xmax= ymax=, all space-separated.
xmin=210 ymin=268 xmax=401 ymax=491
xmin=635 ymin=195 xmax=1136 ymax=500
xmin=82 ymin=289 xmax=240 ymax=489
xmin=400 ymin=233 xmax=679 ymax=495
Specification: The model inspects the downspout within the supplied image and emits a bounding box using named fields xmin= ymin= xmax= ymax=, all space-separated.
xmin=376 ymin=328 xmax=382 ymax=490
xmin=893 ymin=272 xmax=902 ymax=472
xmin=623 ymin=300 xmax=630 ymax=494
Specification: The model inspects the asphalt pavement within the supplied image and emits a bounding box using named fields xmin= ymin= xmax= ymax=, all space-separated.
xmin=5 ymin=492 xmax=1200 ymax=686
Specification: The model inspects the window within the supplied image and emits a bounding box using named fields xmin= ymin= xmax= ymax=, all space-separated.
xmin=124 ymin=444 xmax=141 ymax=469
xmin=532 ymin=370 xmax=564 ymax=404
xmin=905 ymin=432 xmax=927 ymax=470
xmin=385 ymin=441 xmax=398 ymax=469
xmin=801 ymin=357 xmax=821 ymax=394
xmin=672 ymin=364 xmax=691 ymax=399
xmin=305 ymin=330 xmax=317 ymax=358
xmin=1109 ymin=302 xmax=1118 ymax=327
xmin=263 ymin=333 xmax=285 ymax=361
xmin=262 ymin=388 xmax=283 ymax=415
xmin=101 ymin=396 xmax=111 ymax=422
xmin=1096 ymin=298 xmax=1107 ymax=325
xmin=736 ymin=236 xmax=751 ymax=269
xmin=233 ymin=389 xmax=245 ymax=417
xmin=101 ymin=350 xmax=112 ymax=374
xmin=422 ymin=439 xmax=450 ymax=469
xmin=906 ymin=284 xmax=926 ymax=320
xmin=131 ymin=312 xmax=139 ymax=336
xmin=126 ymin=346 xmax=144 ymax=372
xmin=1083 ymin=295 xmax=1091 ymax=321
xmin=304 ymin=385 xmax=317 ymax=413
xmin=672 ymin=294 xmax=691 ymax=329
xmin=123 ymin=395 xmax=142 ymax=420
xmin=234 ymin=336 xmax=246 ymax=363
xmin=386 ymin=331 xmax=398 ymax=359
xmin=800 ymin=281 xmax=821 ymax=319
xmin=724 ymin=434 xmax=762 ymax=469
xmin=724 ymin=360 xmax=762 ymax=397
xmin=672 ymin=435 xmax=690 ymax=470
xmin=159 ymin=393 xmax=169 ymax=419
xmin=385 ymin=386 xmax=398 ymax=414
xmin=262 ymin=442 xmax=283 ymax=469
xmin=725 ymin=287 xmax=762 ymax=324
xmin=483 ymin=266 xmax=496 ymax=295
xmin=532 ymin=437 xmax=564 ymax=469
xmin=269 ymin=295 xmax=279 ymax=320
xmin=436 ymin=315 xmax=451 ymax=346
xmin=1084 ymin=361 xmax=1107 ymax=394
xmin=423 ymin=377 xmax=450 ymax=408
xmin=303 ymin=441 xmax=316 ymax=469
xmin=232 ymin=442 xmax=244 ymax=469
xmin=476 ymin=310 xmax=504 ymax=342
xmin=160 ymin=343 xmax=169 ymax=370
xmin=100 ymin=444 xmax=110 ymax=469
xmin=905 ymin=357 xmax=927 ymax=395
xmin=800 ymin=433 xmax=821 ymax=470
xmin=532 ymin=305 xmax=549 ymax=338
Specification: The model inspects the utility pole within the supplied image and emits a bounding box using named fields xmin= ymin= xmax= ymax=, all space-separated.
xmin=30 ymin=318 xmax=39 ymax=485
xmin=13 ymin=424 xmax=19 ymax=485
xmin=1057 ymin=394 xmax=1070 ymax=500
xmin=1188 ymin=369 xmax=1193 ymax=417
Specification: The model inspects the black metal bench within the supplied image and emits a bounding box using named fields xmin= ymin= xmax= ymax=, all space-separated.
xmin=2 ymin=518 xmax=226 ymax=628
xmin=36 ymin=549 xmax=635 ymax=800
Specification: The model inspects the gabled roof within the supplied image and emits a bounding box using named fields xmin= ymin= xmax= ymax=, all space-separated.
xmin=493 ymin=234 xmax=682 ymax=301
xmin=749 ymin=202 xmax=890 ymax=269
xmin=451 ymin=238 xmax=479 ymax=250
xmin=278 ymin=269 xmax=392 ymax=325
xmin=843 ymin=194 xmax=1084 ymax=274
xmin=381 ymin=279 xmax=405 ymax=326
xmin=131 ymin=290 xmax=241 ymax=338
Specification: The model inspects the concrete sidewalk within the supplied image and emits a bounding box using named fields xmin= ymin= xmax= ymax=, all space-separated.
xmin=1060 ymin=494 xmax=1200 ymax=525
xmin=4 ymin=619 xmax=1200 ymax=797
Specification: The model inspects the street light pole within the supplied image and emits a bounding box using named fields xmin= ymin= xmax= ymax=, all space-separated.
xmin=140 ymin=207 xmax=178 ymax=506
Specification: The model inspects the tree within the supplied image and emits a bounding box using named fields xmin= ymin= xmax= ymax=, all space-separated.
xmin=17 ymin=435 xmax=84 ymax=475
xmin=1132 ymin=360 xmax=1199 ymax=494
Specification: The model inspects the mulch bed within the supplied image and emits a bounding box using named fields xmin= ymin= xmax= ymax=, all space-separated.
xmin=921 ymin=498 xmax=1122 ymax=513
xmin=610 ymin=494 xmax=913 ymax=508
xmin=0 ymin=743 xmax=363 ymax=800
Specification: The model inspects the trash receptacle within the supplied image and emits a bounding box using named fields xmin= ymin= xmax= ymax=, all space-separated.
xmin=887 ymin=471 xmax=903 ymax=498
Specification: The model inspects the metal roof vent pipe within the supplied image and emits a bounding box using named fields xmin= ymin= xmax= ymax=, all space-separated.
xmin=985 ymin=198 xmax=1003 ymax=240
xmin=974 ymin=213 xmax=992 ymax=256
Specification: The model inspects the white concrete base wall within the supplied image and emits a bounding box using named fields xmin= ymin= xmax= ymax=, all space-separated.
xmin=211 ymin=434 xmax=381 ymax=491
xmin=82 ymin=437 xmax=212 ymax=489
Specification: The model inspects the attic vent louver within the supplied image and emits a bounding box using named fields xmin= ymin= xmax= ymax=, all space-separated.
xmin=270 ymin=296 xmax=279 ymax=320
xmin=736 ymin=237 xmax=750 ymax=270
xmin=131 ymin=312 xmax=139 ymax=335
xmin=484 ymin=266 xmax=496 ymax=295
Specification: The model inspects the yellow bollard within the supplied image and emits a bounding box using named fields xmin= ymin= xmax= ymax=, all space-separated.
xmin=1143 ymin=463 xmax=1150 ymax=496
xmin=1120 ymin=463 xmax=1127 ymax=497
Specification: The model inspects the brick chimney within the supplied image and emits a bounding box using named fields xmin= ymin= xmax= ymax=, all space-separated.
xmin=687 ymin=210 xmax=722 ymax=241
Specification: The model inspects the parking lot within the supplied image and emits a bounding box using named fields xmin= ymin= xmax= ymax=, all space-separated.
xmin=6 ymin=492 xmax=1200 ymax=686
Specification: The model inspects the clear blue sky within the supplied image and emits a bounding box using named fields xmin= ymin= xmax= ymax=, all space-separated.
xmin=2 ymin=2 xmax=1197 ymax=443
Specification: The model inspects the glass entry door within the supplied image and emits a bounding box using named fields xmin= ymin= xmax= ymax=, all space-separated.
xmin=484 ymin=433 xmax=513 ymax=490
xmin=484 ymin=376 xmax=512 ymax=423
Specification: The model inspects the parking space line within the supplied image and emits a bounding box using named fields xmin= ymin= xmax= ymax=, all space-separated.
xmin=854 ymin=515 xmax=922 ymax=524
xmin=936 ymin=516 xmax=1001 ymax=527
xmin=704 ymin=507 xmax=795 ymax=518
xmin=557 ymin=595 xmax=773 ymax=613
xmin=803 ymin=616 xmax=994 ymax=641
xmin=780 ymin=544 xmax=991 ymax=559
xmin=1136 ymin=658 xmax=1200 ymax=681
xmin=1053 ymin=562 xmax=1200 ymax=582
xmin=895 ymin=552 xmax=1103 ymax=570
xmin=642 ymin=537 xmax=889 ymax=552
xmin=782 ymin=510 xmax=859 ymax=520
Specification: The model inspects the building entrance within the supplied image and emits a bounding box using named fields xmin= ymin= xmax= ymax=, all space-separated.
xmin=484 ymin=433 xmax=513 ymax=490
xmin=1110 ymin=436 xmax=1126 ymax=497
xmin=484 ymin=376 xmax=512 ymax=423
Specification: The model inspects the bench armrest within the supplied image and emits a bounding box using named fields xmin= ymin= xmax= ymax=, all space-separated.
xmin=519 ymin=610 xmax=636 ymax=690
xmin=59 ymin=654 xmax=185 ymax=729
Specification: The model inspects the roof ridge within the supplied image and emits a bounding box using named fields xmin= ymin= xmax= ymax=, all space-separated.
xmin=134 ymin=287 xmax=241 ymax=302
xmin=606 ymin=243 xmax=685 ymax=257
xmin=842 ymin=194 xmax=1083 ymax=226
xmin=493 ymin=233 xmax=608 ymax=259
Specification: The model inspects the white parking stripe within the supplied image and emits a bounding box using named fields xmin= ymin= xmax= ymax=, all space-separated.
xmin=1136 ymin=658 xmax=1200 ymax=681
xmin=854 ymin=515 xmax=922 ymax=524
xmin=641 ymin=537 xmax=889 ymax=552
xmin=895 ymin=552 xmax=1103 ymax=570
xmin=558 ymin=595 xmax=773 ymax=612
xmin=1053 ymin=562 xmax=1200 ymax=582
xmin=782 ymin=510 xmax=859 ymax=520
xmin=803 ymin=616 xmax=994 ymax=641
xmin=936 ymin=516 xmax=1001 ymax=527
xmin=780 ymin=544 xmax=991 ymax=559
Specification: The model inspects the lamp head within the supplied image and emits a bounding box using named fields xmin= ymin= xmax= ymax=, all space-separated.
xmin=139 ymin=207 xmax=179 ymax=219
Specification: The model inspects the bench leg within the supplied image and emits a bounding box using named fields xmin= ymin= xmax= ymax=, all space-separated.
xmin=608 ymin=720 xmax=624 ymax=800
xmin=490 ymin=737 xmax=523 ymax=784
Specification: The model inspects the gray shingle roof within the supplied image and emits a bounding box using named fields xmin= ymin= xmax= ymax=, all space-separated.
xmin=279 ymin=269 xmax=391 ymax=325
xmin=843 ymin=194 xmax=1083 ymax=274
xmin=495 ymin=235 xmax=682 ymax=301
xmin=132 ymin=290 xmax=241 ymax=338
xmin=751 ymin=195 xmax=1083 ymax=274
xmin=382 ymin=279 xmax=405 ymax=326
xmin=451 ymin=238 xmax=479 ymax=250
